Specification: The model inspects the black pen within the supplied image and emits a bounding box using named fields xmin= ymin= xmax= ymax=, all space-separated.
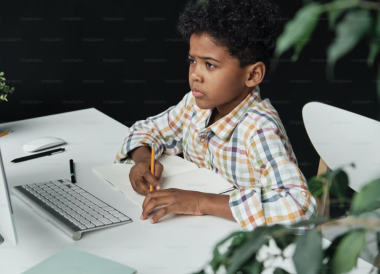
xmin=11 ymin=148 xmax=65 ymax=163
xmin=70 ymin=159 xmax=76 ymax=184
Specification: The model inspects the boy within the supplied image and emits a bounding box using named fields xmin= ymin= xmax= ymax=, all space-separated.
xmin=115 ymin=0 xmax=317 ymax=232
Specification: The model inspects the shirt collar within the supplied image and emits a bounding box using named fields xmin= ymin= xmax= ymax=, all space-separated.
xmin=194 ymin=85 xmax=262 ymax=140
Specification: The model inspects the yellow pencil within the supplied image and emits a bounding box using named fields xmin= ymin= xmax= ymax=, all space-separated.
xmin=150 ymin=144 xmax=155 ymax=192
xmin=0 ymin=130 xmax=13 ymax=137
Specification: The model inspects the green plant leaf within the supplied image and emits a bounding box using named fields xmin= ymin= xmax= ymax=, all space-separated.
xmin=226 ymin=227 xmax=269 ymax=274
xmin=327 ymin=9 xmax=372 ymax=77
xmin=290 ymin=216 xmax=326 ymax=227
xmin=273 ymin=268 xmax=290 ymax=274
xmin=332 ymin=229 xmax=366 ymax=273
xmin=307 ymin=177 xmax=325 ymax=199
xmin=324 ymin=234 xmax=346 ymax=262
xmin=209 ymin=231 xmax=246 ymax=271
xmin=317 ymin=167 xmax=351 ymax=204
xmin=240 ymin=258 xmax=263 ymax=274
xmin=368 ymin=11 xmax=380 ymax=67
xmin=377 ymin=63 xmax=380 ymax=108
xmin=351 ymin=178 xmax=380 ymax=216
xmin=275 ymin=3 xmax=321 ymax=60
xmin=293 ymin=229 xmax=323 ymax=274
xmin=274 ymin=233 xmax=295 ymax=251
xmin=328 ymin=169 xmax=349 ymax=204
xmin=191 ymin=270 xmax=206 ymax=274
xmin=328 ymin=8 xmax=345 ymax=30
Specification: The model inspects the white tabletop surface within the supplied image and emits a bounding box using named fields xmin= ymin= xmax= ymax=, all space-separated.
xmin=0 ymin=108 xmax=375 ymax=274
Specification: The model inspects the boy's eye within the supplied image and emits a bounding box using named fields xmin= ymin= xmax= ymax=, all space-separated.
xmin=186 ymin=58 xmax=216 ymax=68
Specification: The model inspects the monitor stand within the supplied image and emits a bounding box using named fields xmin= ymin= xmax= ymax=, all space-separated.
xmin=0 ymin=233 xmax=4 ymax=244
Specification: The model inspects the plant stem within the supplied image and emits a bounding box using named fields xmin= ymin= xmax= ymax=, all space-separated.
xmin=358 ymin=1 xmax=380 ymax=11
xmin=317 ymin=218 xmax=380 ymax=231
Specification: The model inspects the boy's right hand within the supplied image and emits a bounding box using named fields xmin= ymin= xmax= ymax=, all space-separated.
xmin=129 ymin=157 xmax=163 ymax=195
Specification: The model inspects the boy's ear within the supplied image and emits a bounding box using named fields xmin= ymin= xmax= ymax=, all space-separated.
xmin=245 ymin=61 xmax=265 ymax=88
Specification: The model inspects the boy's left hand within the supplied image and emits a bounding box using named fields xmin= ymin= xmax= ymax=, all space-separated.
xmin=140 ymin=189 xmax=206 ymax=223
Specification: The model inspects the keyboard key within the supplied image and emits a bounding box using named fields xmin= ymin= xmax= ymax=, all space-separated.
xmin=102 ymin=206 xmax=114 ymax=212
xmin=89 ymin=204 xmax=100 ymax=209
xmin=90 ymin=220 xmax=104 ymax=226
xmin=74 ymin=189 xmax=85 ymax=193
xmin=108 ymin=217 xmax=121 ymax=223
xmin=79 ymin=193 xmax=108 ymax=207
xmin=113 ymin=213 xmax=124 ymax=218
xmin=98 ymin=218 xmax=112 ymax=225
xmin=85 ymin=223 xmax=95 ymax=229
xmin=118 ymin=216 xmax=130 ymax=221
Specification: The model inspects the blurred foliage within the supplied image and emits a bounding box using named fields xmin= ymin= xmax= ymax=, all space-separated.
xmin=194 ymin=165 xmax=380 ymax=274
xmin=0 ymin=72 xmax=15 ymax=102
xmin=272 ymin=0 xmax=380 ymax=109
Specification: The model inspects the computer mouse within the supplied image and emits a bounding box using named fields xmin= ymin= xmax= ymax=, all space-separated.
xmin=22 ymin=137 xmax=66 ymax=152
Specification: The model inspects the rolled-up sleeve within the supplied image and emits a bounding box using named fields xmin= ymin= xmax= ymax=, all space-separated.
xmin=229 ymin=126 xmax=318 ymax=233
xmin=114 ymin=92 xmax=191 ymax=164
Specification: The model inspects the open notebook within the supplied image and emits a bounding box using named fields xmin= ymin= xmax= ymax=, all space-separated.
xmin=93 ymin=154 xmax=236 ymax=206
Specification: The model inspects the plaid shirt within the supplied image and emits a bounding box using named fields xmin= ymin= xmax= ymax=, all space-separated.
xmin=115 ymin=86 xmax=318 ymax=232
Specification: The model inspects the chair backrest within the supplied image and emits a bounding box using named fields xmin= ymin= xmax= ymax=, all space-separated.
xmin=316 ymin=158 xmax=331 ymax=217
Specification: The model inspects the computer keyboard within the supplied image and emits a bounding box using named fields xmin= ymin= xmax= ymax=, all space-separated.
xmin=12 ymin=179 xmax=132 ymax=240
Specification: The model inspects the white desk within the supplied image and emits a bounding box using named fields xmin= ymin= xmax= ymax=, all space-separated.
xmin=0 ymin=108 xmax=239 ymax=274
xmin=0 ymin=108 xmax=375 ymax=274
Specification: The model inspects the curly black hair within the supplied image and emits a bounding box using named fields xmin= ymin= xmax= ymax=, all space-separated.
xmin=177 ymin=0 xmax=282 ymax=69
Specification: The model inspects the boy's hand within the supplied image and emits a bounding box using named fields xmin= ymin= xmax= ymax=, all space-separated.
xmin=129 ymin=157 xmax=163 ymax=195
xmin=140 ymin=189 xmax=206 ymax=223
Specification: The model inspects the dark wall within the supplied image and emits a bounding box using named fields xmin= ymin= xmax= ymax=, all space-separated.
xmin=1 ymin=0 xmax=379 ymax=184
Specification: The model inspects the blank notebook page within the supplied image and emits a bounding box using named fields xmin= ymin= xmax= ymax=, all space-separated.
xmin=93 ymin=155 xmax=235 ymax=206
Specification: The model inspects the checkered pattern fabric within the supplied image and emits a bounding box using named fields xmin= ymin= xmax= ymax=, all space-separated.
xmin=115 ymin=86 xmax=318 ymax=232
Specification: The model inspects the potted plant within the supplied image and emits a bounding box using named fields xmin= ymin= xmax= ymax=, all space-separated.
xmin=0 ymin=72 xmax=15 ymax=102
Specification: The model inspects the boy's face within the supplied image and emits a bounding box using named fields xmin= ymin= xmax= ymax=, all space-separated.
xmin=188 ymin=32 xmax=262 ymax=114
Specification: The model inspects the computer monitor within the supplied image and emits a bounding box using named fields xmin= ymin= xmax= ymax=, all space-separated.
xmin=0 ymin=146 xmax=17 ymax=245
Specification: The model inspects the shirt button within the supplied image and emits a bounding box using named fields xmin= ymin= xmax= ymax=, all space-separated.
xmin=301 ymin=191 xmax=307 ymax=197
xmin=200 ymin=137 xmax=206 ymax=143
